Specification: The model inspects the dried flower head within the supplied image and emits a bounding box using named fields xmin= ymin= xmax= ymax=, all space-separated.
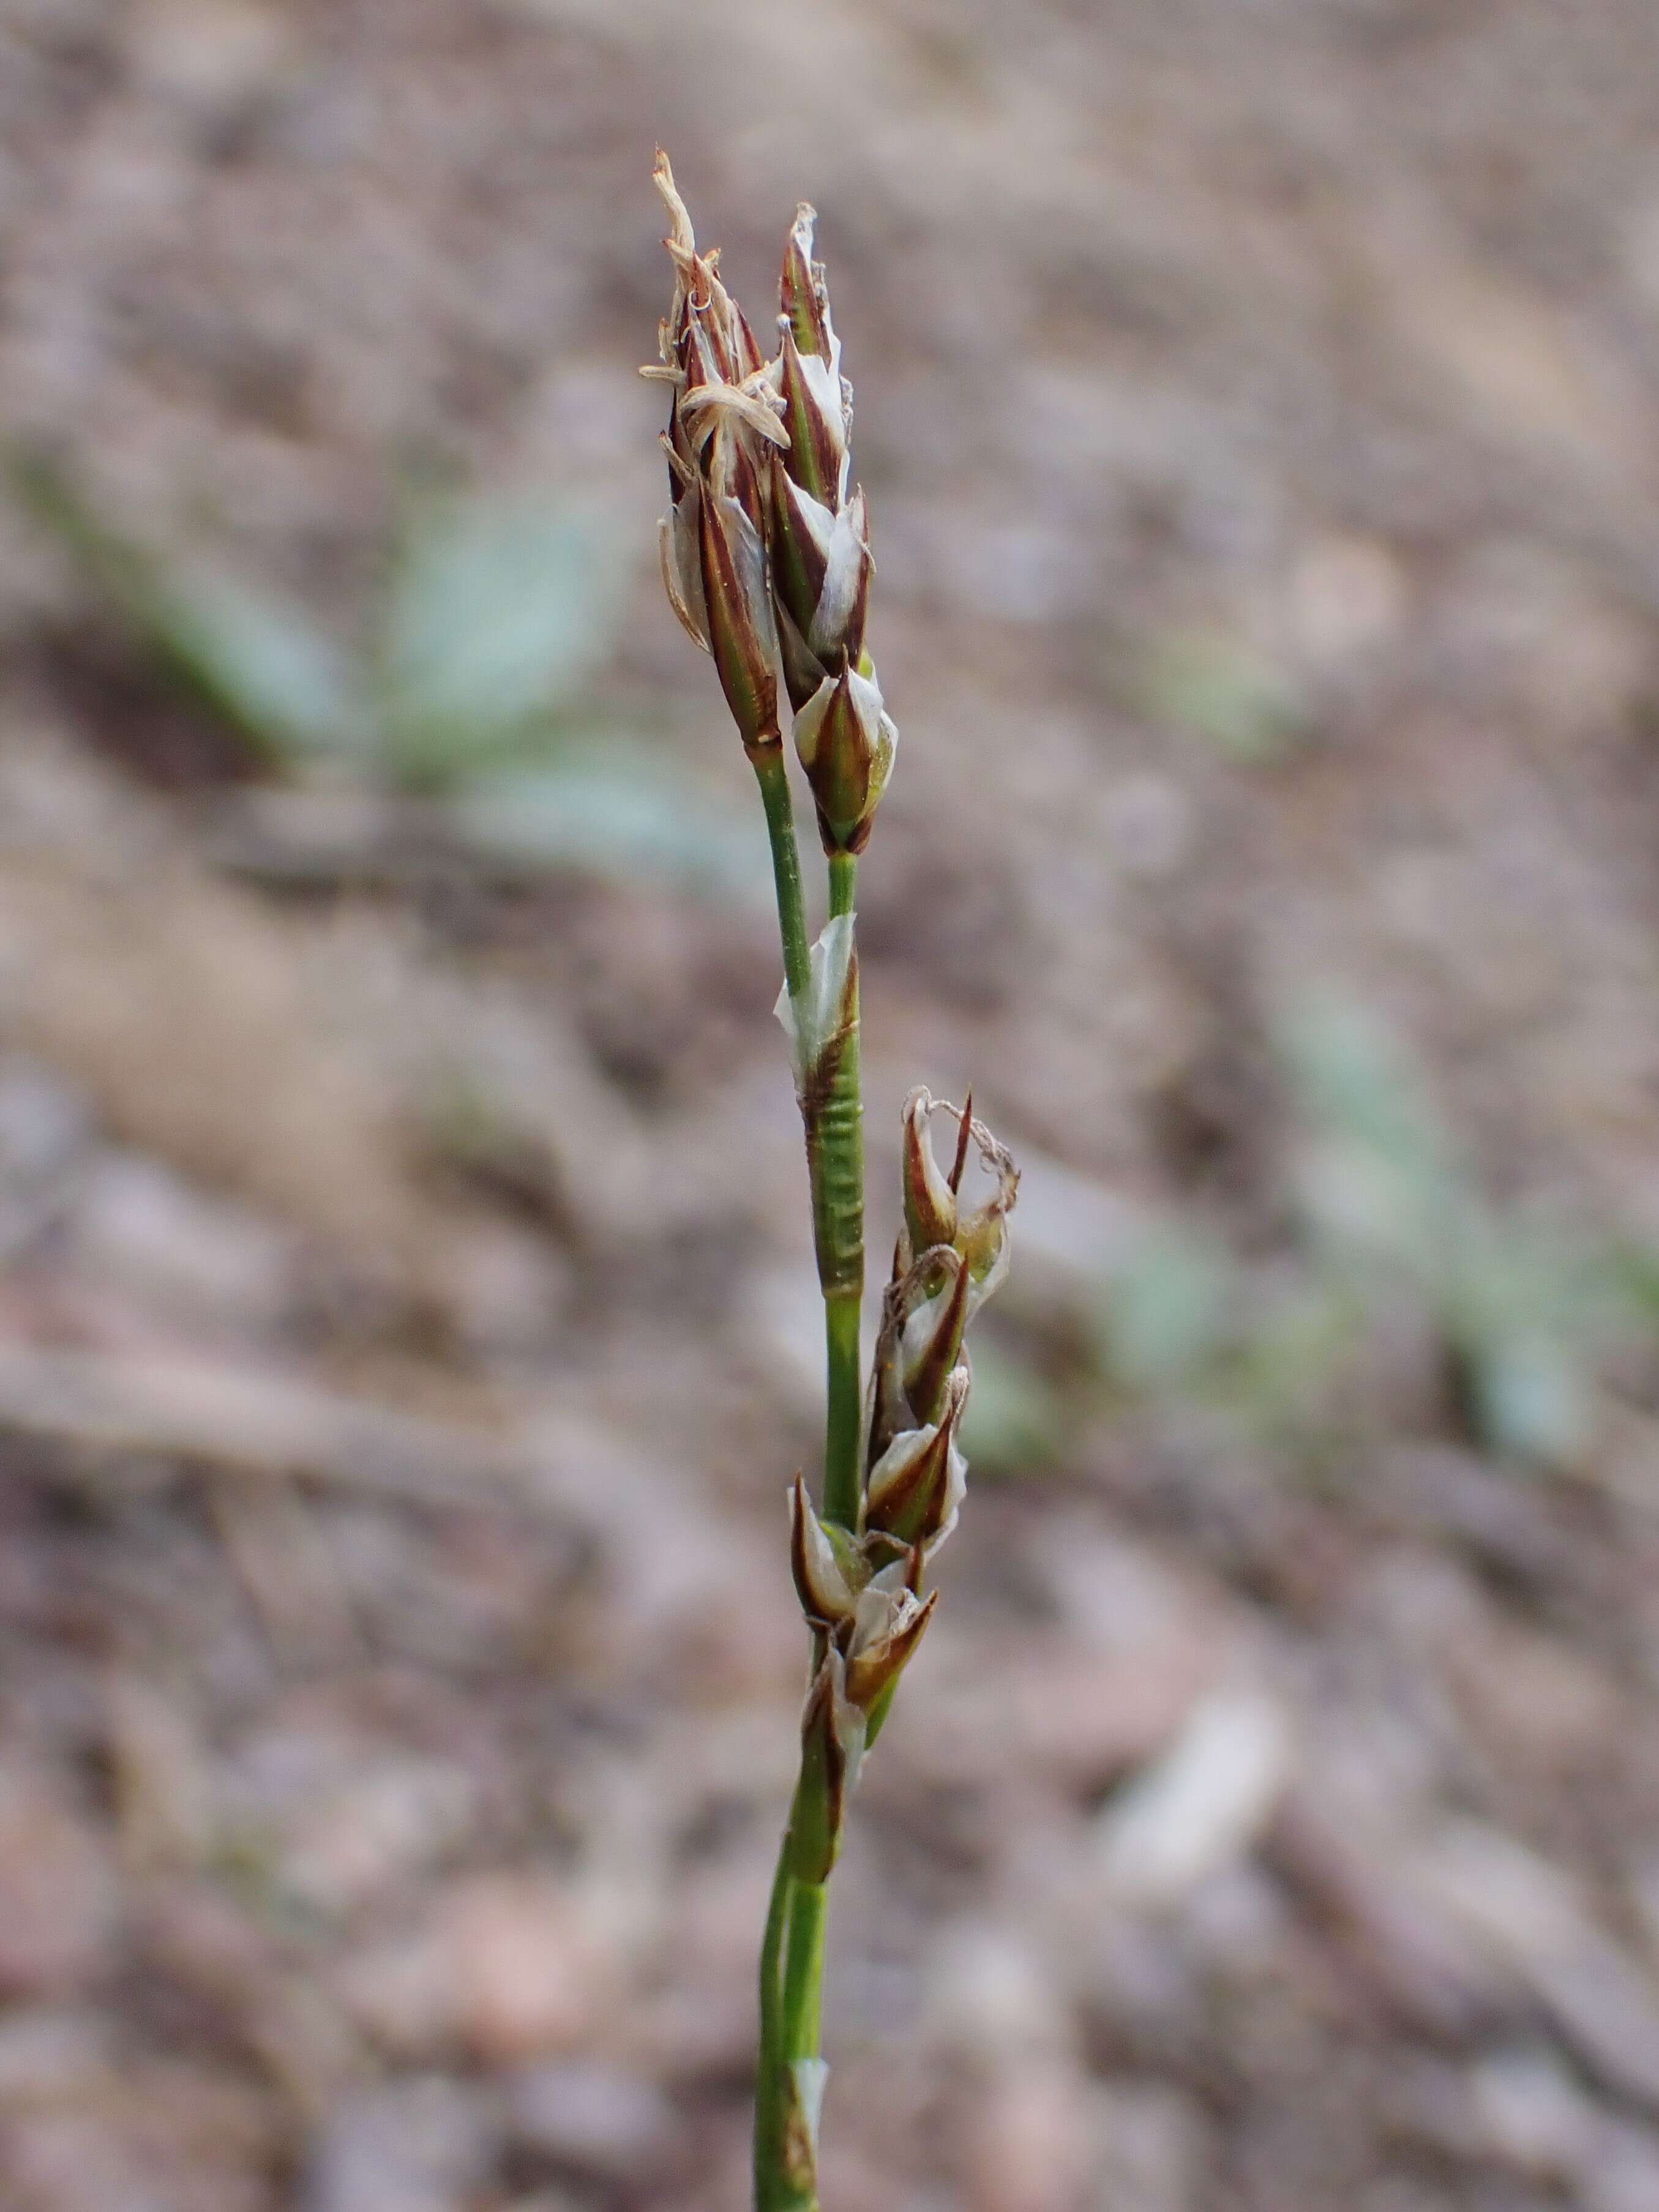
xmin=898 ymin=1088 xmax=1019 ymax=1292
xmin=786 ymin=1497 xmax=935 ymax=1881
xmin=791 ymin=662 xmax=894 ymax=854
xmin=865 ymin=1094 xmax=1019 ymax=1531
xmin=768 ymin=209 xmax=869 ymax=684
xmin=643 ymin=157 xmax=897 ymax=845
xmin=784 ymin=1093 xmax=1017 ymax=1774
xmin=643 ymin=151 xmax=788 ymax=756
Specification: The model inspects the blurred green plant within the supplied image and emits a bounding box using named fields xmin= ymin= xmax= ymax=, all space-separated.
xmin=370 ymin=496 xmax=622 ymax=792
xmin=1101 ymin=1225 xmax=1239 ymax=1398
xmin=1140 ymin=625 xmax=1309 ymax=764
xmin=1281 ymin=1000 xmax=1626 ymax=1465
xmin=8 ymin=448 xmax=755 ymax=894
xmin=1096 ymin=998 xmax=1636 ymax=1468
xmin=957 ymin=1333 xmax=1065 ymax=1478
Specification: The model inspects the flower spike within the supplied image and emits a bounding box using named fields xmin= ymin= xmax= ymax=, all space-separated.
xmin=643 ymin=162 xmax=1021 ymax=2212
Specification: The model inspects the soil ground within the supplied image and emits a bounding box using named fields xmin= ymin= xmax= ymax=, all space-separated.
xmin=4 ymin=3 xmax=1659 ymax=2208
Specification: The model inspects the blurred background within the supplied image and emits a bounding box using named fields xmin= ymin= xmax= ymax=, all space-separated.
xmin=4 ymin=1 xmax=1659 ymax=2207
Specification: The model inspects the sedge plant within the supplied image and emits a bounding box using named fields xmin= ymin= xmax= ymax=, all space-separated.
xmin=642 ymin=154 xmax=1019 ymax=2210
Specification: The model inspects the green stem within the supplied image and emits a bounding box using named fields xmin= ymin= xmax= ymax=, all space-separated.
xmin=754 ymin=1849 xmax=830 ymax=2211
xmin=818 ymin=852 xmax=863 ymax=1531
xmin=753 ymin=750 xmax=812 ymax=1005
xmin=754 ymin=1852 xmax=799 ymax=2209
xmin=827 ymin=850 xmax=856 ymax=923
xmin=752 ymin=818 xmax=865 ymax=2210
xmin=822 ymin=1294 xmax=862 ymax=1533
xmin=781 ymin=1879 xmax=828 ymax=2060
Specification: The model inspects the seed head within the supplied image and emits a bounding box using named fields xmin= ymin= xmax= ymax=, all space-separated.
xmin=866 ymin=1095 xmax=1019 ymax=1518
xmin=643 ymin=157 xmax=899 ymax=842
xmin=792 ymin=660 xmax=896 ymax=855
xmin=788 ymin=1473 xmax=866 ymax=1628
xmin=785 ymin=1480 xmax=938 ymax=1764
xmin=767 ymin=207 xmax=878 ymax=721
xmin=696 ymin=451 xmax=782 ymax=756
xmin=776 ymin=208 xmax=848 ymax=499
xmin=901 ymin=1085 xmax=965 ymax=1253
xmin=843 ymin=1579 xmax=937 ymax=1711
xmin=864 ymin=1367 xmax=969 ymax=1548
xmin=781 ymin=1094 xmax=1017 ymax=1865
xmin=791 ymin=1651 xmax=860 ymax=1881
xmin=643 ymin=151 xmax=788 ymax=755
xmin=768 ymin=477 xmax=873 ymax=712
xmin=897 ymin=1089 xmax=1019 ymax=1293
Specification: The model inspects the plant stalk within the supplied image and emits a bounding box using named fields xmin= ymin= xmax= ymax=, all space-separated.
xmin=820 ymin=851 xmax=863 ymax=1531
xmin=752 ymin=820 xmax=865 ymax=2209
xmin=753 ymin=750 xmax=812 ymax=1005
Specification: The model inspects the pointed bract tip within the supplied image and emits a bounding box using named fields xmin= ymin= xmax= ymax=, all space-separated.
xmin=789 ymin=1473 xmax=860 ymax=1627
xmin=902 ymin=1086 xmax=960 ymax=1255
xmin=949 ymin=1091 xmax=974 ymax=1196
xmin=651 ymin=149 xmax=696 ymax=257
xmin=901 ymin=1243 xmax=972 ymax=1424
xmin=780 ymin=204 xmax=835 ymax=366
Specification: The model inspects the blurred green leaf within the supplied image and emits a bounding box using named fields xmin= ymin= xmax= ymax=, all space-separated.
xmin=9 ymin=447 xmax=359 ymax=764
xmin=451 ymin=753 xmax=763 ymax=901
xmin=1073 ymin=990 xmax=1655 ymax=1473
xmin=7 ymin=445 xmax=150 ymax=610
xmin=1102 ymin=1228 xmax=1238 ymax=1396
xmin=1459 ymin=1329 xmax=1589 ymax=1468
xmin=1278 ymin=999 xmax=1461 ymax=1292
xmin=1143 ymin=627 xmax=1308 ymax=764
xmin=1225 ymin=1280 xmax=1360 ymax=1431
xmin=958 ymin=1337 xmax=1065 ymax=1476
xmin=1608 ymin=1242 xmax=1659 ymax=1316
xmin=1279 ymin=1001 xmax=1625 ymax=1467
xmin=376 ymin=500 xmax=625 ymax=783
xmin=1278 ymin=1000 xmax=1447 ymax=1183
xmin=1443 ymin=1226 xmax=1622 ymax=1467
xmin=149 ymin=569 xmax=361 ymax=763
